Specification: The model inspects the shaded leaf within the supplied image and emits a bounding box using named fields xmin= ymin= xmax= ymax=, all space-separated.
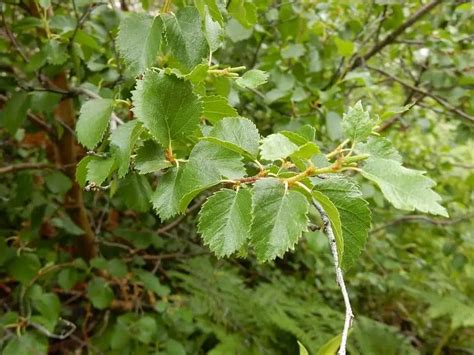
xmin=314 ymin=177 xmax=371 ymax=270
xmin=117 ymin=13 xmax=163 ymax=75
xmin=76 ymin=99 xmax=113 ymax=150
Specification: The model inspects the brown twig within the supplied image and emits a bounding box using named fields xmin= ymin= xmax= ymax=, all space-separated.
xmin=371 ymin=213 xmax=473 ymax=234
xmin=0 ymin=162 xmax=55 ymax=175
xmin=349 ymin=0 xmax=443 ymax=71
xmin=368 ymin=65 xmax=474 ymax=125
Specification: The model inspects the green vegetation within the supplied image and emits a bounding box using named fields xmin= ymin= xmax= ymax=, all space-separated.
xmin=0 ymin=0 xmax=473 ymax=354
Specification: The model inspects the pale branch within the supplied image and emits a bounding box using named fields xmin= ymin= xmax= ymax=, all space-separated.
xmin=349 ymin=0 xmax=443 ymax=70
xmin=312 ymin=199 xmax=353 ymax=355
xmin=368 ymin=65 xmax=474 ymax=125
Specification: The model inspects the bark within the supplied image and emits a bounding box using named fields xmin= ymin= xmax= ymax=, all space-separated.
xmin=52 ymin=73 xmax=97 ymax=261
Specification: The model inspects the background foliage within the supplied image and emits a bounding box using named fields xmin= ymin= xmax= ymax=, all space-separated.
xmin=1 ymin=0 xmax=473 ymax=354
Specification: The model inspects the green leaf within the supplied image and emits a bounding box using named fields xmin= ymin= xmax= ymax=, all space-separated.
xmin=312 ymin=191 xmax=344 ymax=263
xmin=281 ymin=43 xmax=306 ymax=60
xmin=116 ymin=173 xmax=152 ymax=212
xmin=314 ymin=177 xmax=371 ymax=270
xmin=136 ymin=269 xmax=170 ymax=297
xmin=117 ymin=13 xmax=163 ymax=75
xmin=335 ymin=37 xmax=354 ymax=57
xmin=135 ymin=140 xmax=172 ymax=174
xmin=151 ymin=167 xmax=184 ymax=221
xmin=228 ymin=0 xmax=257 ymax=28
xmin=360 ymin=158 xmax=448 ymax=217
xmin=316 ymin=333 xmax=343 ymax=355
xmin=44 ymin=171 xmax=72 ymax=194
xmin=194 ymin=0 xmax=224 ymax=24
xmin=7 ymin=253 xmax=41 ymax=284
xmin=250 ymin=179 xmax=309 ymax=262
xmin=342 ymin=101 xmax=375 ymax=142
xmin=87 ymin=277 xmax=114 ymax=309
xmin=356 ymin=136 xmax=402 ymax=162
xmin=86 ymin=157 xmax=115 ymax=186
xmin=162 ymin=7 xmax=209 ymax=72
xmin=76 ymin=98 xmax=113 ymax=150
xmin=3 ymin=332 xmax=48 ymax=355
xmin=198 ymin=188 xmax=252 ymax=257
xmin=132 ymin=71 xmax=202 ymax=148
xmin=1 ymin=92 xmax=30 ymax=134
xmin=135 ymin=317 xmax=157 ymax=343
xmin=76 ymin=156 xmax=93 ymax=188
xmin=110 ymin=120 xmax=143 ymax=177
xmin=33 ymin=292 xmax=60 ymax=326
xmin=236 ymin=69 xmax=268 ymax=89
xmin=260 ymin=133 xmax=299 ymax=161
xmin=202 ymin=95 xmax=238 ymax=124
xmin=203 ymin=117 xmax=260 ymax=158
xmin=204 ymin=7 xmax=223 ymax=52
xmin=179 ymin=141 xmax=246 ymax=211
xmin=298 ymin=341 xmax=309 ymax=355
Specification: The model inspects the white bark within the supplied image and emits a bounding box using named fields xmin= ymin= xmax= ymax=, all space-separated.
xmin=313 ymin=199 xmax=354 ymax=355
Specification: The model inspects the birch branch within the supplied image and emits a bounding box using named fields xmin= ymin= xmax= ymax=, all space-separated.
xmin=313 ymin=199 xmax=354 ymax=355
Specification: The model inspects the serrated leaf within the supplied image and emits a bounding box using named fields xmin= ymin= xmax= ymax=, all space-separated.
xmin=86 ymin=157 xmax=115 ymax=186
xmin=203 ymin=117 xmax=260 ymax=159
xmin=279 ymin=130 xmax=320 ymax=160
xmin=250 ymin=179 xmax=309 ymax=262
xmin=151 ymin=167 xmax=184 ymax=221
xmin=361 ymin=158 xmax=448 ymax=216
xmin=76 ymin=156 xmax=93 ymax=188
xmin=179 ymin=141 xmax=246 ymax=210
xmin=162 ymin=7 xmax=208 ymax=73
xmin=228 ymin=0 xmax=257 ymax=28
xmin=135 ymin=140 xmax=172 ymax=174
xmin=1 ymin=92 xmax=30 ymax=134
xmin=132 ymin=71 xmax=201 ymax=148
xmin=312 ymin=191 xmax=343 ymax=263
xmin=202 ymin=95 xmax=238 ymax=123
xmin=198 ymin=188 xmax=252 ymax=257
xmin=194 ymin=0 xmax=224 ymax=24
xmin=185 ymin=63 xmax=209 ymax=84
xmin=236 ymin=69 xmax=268 ymax=89
xmin=314 ymin=177 xmax=371 ymax=270
xmin=342 ymin=101 xmax=375 ymax=142
xmin=260 ymin=133 xmax=299 ymax=161
xmin=117 ymin=13 xmax=163 ymax=75
xmin=204 ymin=7 xmax=223 ymax=52
xmin=76 ymin=99 xmax=113 ymax=150
xmin=116 ymin=173 xmax=152 ymax=212
xmin=356 ymin=136 xmax=401 ymax=162
xmin=110 ymin=120 xmax=143 ymax=177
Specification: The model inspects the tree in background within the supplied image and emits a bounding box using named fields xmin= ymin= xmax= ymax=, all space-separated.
xmin=0 ymin=0 xmax=473 ymax=354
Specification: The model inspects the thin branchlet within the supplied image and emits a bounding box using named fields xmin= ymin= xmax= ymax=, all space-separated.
xmin=312 ymin=199 xmax=354 ymax=355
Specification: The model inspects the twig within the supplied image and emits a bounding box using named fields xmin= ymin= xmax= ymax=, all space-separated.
xmin=371 ymin=213 xmax=474 ymax=234
xmin=350 ymin=0 xmax=443 ymax=70
xmin=1 ymin=10 xmax=29 ymax=62
xmin=0 ymin=162 xmax=55 ymax=175
xmin=312 ymin=199 xmax=353 ymax=355
xmin=368 ymin=65 xmax=474 ymax=124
